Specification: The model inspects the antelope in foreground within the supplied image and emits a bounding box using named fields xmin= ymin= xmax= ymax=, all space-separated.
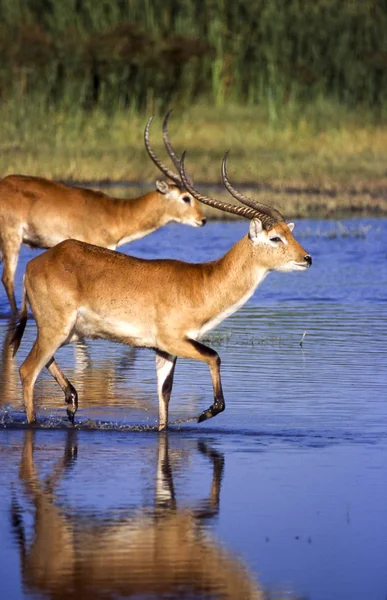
xmin=0 ymin=112 xmax=206 ymax=314
xmin=11 ymin=153 xmax=312 ymax=429
xmin=11 ymin=431 xmax=269 ymax=599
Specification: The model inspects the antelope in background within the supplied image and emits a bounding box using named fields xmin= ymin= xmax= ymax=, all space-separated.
xmin=11 ymin=150 xmax=312 ymax=429
xmin=0 ymin=111 xmax=206 ymax=314
xmin=11 ymin=431 xmax=270 ymax=599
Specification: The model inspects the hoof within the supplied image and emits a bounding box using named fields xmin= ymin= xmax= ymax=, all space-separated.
xmin=65 ymin=385 xmax=78 ymax=425
xmin=198 ymin=408 xmax=214 ymax=423
xmin=65 ymin=388 xmax=78 ymax=406
xmin=27 ymin=415 xmax=37 ymax=426
xmin=198 ymin=403 xmax=225 ymax=423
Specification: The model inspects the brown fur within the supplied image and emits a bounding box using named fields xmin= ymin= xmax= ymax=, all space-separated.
xmin=12 ymin=218 xmax=311 ymax=428
xmin=0 ymin=174 xmax=205 ymax=314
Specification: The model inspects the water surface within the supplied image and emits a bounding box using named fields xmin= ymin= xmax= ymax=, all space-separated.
xmin=0 ymin=218 xmax=386 ymax=599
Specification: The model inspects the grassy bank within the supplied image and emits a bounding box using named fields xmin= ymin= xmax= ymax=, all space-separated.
xmin=1 ymin=102 xmax=387 ymax=189
xmin=1 ymin=1 xmax=387 ymax=218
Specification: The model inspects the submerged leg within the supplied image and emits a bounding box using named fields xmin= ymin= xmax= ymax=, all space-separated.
xmin=155 ymin=350 xmax=177 ymax=431
xmin=46 ymin=358 xmax=78 ymax=424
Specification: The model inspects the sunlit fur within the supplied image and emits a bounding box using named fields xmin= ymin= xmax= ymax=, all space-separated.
xmin=0 ymin=175 xmax=205 ymax=314
xmin=250 ymin=220 xmax=310 ymax=272
xmin=11 ymin=215 xmax=310 ymax=429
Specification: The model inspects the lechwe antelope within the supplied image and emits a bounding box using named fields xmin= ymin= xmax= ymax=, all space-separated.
xmin=0 ymin=113 xmax=205 ymax=315
xmin=11 ymin=153 xmax=312 ymax=428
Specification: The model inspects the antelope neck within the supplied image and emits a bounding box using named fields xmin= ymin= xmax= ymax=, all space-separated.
xmin=114 ymin=192 xmax=168 ymax=241
xmin=188 ymin=236 xmax=269 ymax=340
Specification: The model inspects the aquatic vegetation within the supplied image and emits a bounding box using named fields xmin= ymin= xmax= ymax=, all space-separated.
xmin=300 ymin=222 xmax=379 ymax=239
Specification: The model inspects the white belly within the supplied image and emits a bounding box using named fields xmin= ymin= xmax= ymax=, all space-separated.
xmin=116 ymin=228 xmax=157 ymax=247
xmin=75 ymin=307 xmax=156 ymax=347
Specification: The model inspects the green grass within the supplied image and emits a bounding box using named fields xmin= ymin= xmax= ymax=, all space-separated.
xmin=1 ymin=101 xmax=386 ymax=186
xmin=1 ymin=0 xmax=386 ymax=115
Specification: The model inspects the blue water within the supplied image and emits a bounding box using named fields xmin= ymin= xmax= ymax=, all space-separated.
xmin=0 ymin=218 xmax=386 ymax=599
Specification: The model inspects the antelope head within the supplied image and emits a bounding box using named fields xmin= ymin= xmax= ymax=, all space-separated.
xmin=180 ymin=151 xmax=312 ymax=272
xmin=144 ymin=114 xmax=206 ymax=228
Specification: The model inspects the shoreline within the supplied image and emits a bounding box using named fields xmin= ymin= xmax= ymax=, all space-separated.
xmin=64 ymin=179 xmax=387 ymax=219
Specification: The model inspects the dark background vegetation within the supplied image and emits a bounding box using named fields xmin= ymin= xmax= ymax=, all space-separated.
xmin=1 ymin=0 xmax=386 ymax=117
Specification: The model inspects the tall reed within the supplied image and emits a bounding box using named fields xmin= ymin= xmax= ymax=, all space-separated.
xmin=0 ymin=0 xmax=386 ymax=117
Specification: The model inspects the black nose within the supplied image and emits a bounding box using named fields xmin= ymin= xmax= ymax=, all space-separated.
xmin=304 ymin=254 xmax=312 ymax=266
xmin=201 ymin=218 xmax=207 ymax=226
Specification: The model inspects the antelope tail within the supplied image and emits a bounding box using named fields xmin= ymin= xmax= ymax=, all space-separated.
xmin=11 ymin=276 xmax=29 ymax=356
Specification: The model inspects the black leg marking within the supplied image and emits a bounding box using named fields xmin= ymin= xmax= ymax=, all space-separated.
xmin=198 ymin=397 xmax=225 ymax=423
xmin=162 ymin=368 xmax=175 ymax=398
xmin=155 ymin=350 xmax=177 ymax=430
xmin=189 ymin=339 xmax=218 ymax=359
xmin=185 ymin=339 xmax=225 ymax=424
xmin=65 ymin=383 xmax=78 ymax=424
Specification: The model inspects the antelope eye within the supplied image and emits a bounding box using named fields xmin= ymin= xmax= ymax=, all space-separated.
xmin=270 ymin=236 xmax=282 ymax=243
xmin=181 ymin=195 xmax=192 ymax=204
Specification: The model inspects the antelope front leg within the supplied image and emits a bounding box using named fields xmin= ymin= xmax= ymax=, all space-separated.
xmin=186 ymin=339 xmax=225 ymax=423
xmin=155 ymin=350 xmax=177 ymax=431
xmin=165 ymin=338 xmax=225 ymax=424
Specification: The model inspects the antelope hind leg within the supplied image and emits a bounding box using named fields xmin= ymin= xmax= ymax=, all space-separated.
xmin=20 ymin=324 xmax=76 ymax=424
xmin=46 ymin=358 xmax=78 ymax=424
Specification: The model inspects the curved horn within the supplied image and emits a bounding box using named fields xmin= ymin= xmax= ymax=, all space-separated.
xmin=162 ymin=110 xmax=193 ymax=186
xmin=144 ymin=116 xmax=181 ymax=185
xmin=221 ymin=152 xmax=285 ymax=228
xmin=162 ymin=110 xmax=180 ymax=171
xmin=179 ymin=152 xmax=257 ymax=220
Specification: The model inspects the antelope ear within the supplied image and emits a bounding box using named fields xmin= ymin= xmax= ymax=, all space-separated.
xmin=249 ymin=218 xmax=263 ymax=242
xmin=156 ymin=180 xmax=170 ymax=194
xmin=287 ymin=222 xmax=295 ymax=232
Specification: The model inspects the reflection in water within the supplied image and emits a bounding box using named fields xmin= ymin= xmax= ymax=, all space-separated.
xmin=0 ymin=317 xmax=19 ymax=409
xmin=73 ymin=345 xmax=141 ymax=405
xmin=10 ymin=431 xmax=292 ymax=599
